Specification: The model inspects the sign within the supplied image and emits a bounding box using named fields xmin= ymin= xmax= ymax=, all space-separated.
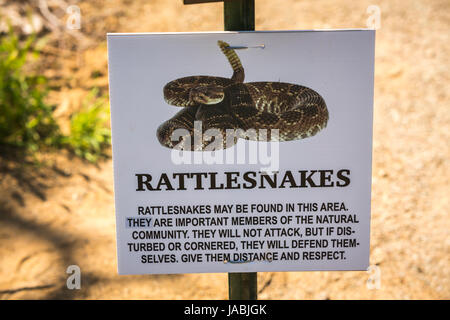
xmin=183 ymin=0 xmax=223 ymax=4
xmin=107 ymin=30 xmax=375 ymax=274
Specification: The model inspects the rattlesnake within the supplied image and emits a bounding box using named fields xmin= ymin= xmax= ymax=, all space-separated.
xmin=157 ymin=40 xmax=328 ymax=150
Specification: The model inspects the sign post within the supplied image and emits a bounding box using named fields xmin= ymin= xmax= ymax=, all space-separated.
xmin=223 ymin=0 xmax=257 ymax=301
xmin=224 ymin=0 xmax=255 ymax=31
xmin=184 ymin=0 xmax=257 ymax=299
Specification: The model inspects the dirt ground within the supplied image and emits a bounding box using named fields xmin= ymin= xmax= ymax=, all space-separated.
xmin=0 ymin=0 xmax=449 ymax=299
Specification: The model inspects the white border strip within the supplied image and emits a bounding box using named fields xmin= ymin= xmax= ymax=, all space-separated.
xmin=107 ymin=29 xmax=374 ymax=36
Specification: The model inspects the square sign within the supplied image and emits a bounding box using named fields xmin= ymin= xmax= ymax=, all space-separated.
xmin=107 ymin=30 xmax=375 ymax=275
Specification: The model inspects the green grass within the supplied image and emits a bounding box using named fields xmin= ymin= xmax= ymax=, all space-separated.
xmin=0 ymin=29 xmax=60 ymax=152
xmin=0 ymin=28 xmax=111 ymax=163
xmin=63 ymin=88 xmax=111 ymax=163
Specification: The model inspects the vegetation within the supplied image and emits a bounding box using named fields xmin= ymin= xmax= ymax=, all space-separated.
xmin=0 ymin=29 xmax=60 ymax=152
xmin=0 ymin=29 xmax=111 ymax=162
xmin=63 ymin=88 xmax=111 ymax=163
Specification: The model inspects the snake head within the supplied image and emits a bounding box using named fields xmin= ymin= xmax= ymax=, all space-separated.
xmin=189 ymin=85 xmax=225 ymax=105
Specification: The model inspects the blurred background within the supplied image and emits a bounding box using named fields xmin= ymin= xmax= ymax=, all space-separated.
xmin=0 ymin=0 xmax=448 ymax=299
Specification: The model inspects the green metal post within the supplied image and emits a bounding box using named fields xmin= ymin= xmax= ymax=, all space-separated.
xmin=224 ymin=0 xmax=257 ymax=300
xmin=224 ymin=0 xmax=255 ymax=31
xmin=228 ymin=272 xmax=257 ymax=300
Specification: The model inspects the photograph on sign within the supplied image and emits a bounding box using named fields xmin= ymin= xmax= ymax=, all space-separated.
xmin=107 ymin=30 xmax=375 ymax=275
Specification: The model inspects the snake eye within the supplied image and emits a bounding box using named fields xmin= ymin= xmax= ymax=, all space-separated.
xmin=204 ymin=91 xmax=225 ymax=105
xmin=190 ymin=86 xmax=224 ymax=105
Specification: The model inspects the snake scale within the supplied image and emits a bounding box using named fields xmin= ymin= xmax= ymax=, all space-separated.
xmin=157 ymin=41 xmax=329 ymax=150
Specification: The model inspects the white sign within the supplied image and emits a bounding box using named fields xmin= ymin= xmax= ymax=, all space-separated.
xmin=107 ymin=30 xmax=375 ymax=275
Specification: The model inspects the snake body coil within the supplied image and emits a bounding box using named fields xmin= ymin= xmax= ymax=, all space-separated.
xmin=157 ymin=41 xmax=328 ymax=150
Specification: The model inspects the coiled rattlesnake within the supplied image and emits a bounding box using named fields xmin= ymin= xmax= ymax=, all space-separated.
xmin=157 ymin=41 xmax=328 ymax=150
